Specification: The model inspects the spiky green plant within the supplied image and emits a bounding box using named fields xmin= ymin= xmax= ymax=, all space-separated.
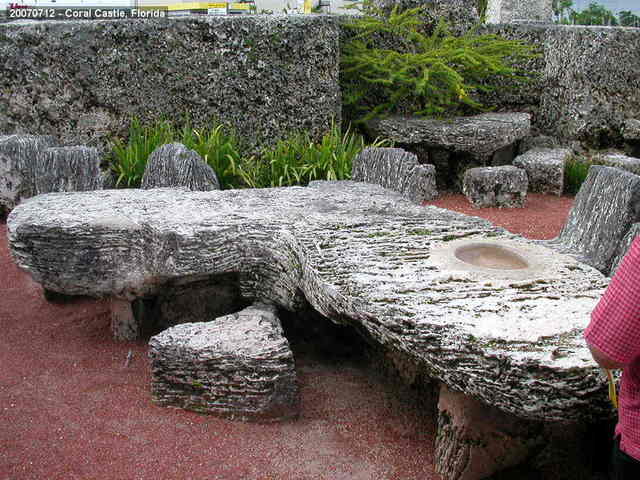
xmin=179 ymin=123 xmax=247 ymax=189
xmin=234 ymin=122 xmax=388 ymax=188
xmin=340 ymin=0 xmax=536 ymax=123
xmin=110 ymin=118 xmax=175 ymax=188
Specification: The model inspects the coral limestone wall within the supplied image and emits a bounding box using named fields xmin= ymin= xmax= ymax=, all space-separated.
xmin=482 ymin=23 xmax=640 ymax=146
xmin=0 ymin=15 xmax=341 ymax=150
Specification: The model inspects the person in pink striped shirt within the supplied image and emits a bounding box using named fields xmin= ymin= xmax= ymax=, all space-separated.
xmin=585 ymin=236 xmax=640 ymax=479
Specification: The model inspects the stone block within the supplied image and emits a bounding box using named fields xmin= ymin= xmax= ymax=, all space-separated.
xmin=368 ymin=113 xmax=531 ymax=161
xmin=597 ymin=152 xmax=640 ymax=176
xmin=148 ymin=304 xmax=299 ymax=422
xmin=36 ymin=146 xmax=103 ymax=194
xmin=435 ymin=384 xmax=540 ymax=480
xmin=0 ymin=16 xmax=341 ymax=151
xmin=622 ymin=119 xmax=640 ymax=141
xmin=462 ymin=165 xmax=528 ymax=208
xmin=553 ymin=165 xmax=640 ymax=275
xmin=518 ymin=135 xmax=560 ymax=155
xmin=479 ymin=24 xmax=640 ymax=146
xmin=486 ymin=0 xmax=554 ymax=24
xmin=141 ymin=143 xmax=220 ymax=191
xmin=351 ymin=147 xmax=437 ymax=203
xmin=0 ymin=134 xmax=58 ymax=216
xmin=513 ymin=147 xmax=571 ymax=195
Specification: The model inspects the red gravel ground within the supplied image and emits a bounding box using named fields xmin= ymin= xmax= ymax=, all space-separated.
xmin=0 ymin=193 xmax=574 ymax=480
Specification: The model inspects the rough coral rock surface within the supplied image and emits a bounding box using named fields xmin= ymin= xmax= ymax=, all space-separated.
xmin=8 ymin=181 xmax=611 ymax=421
xmin=351 ymin=147 xmax=437 ymax=203
xmin=0 ymin=134 xmax=58 ymax=215
xmin=550 ymin=165 xmax=640 ymax=276
xmin=486 ymin=0 xmax=553 ymax=24
xmin=481 ymin=24 xmax=640 ymax=145
xmin=142 ymin=143 xmax=220 ymax=191
xmin=0 ymin=135 xmax=103 ymax=215
xmin=0 ymin=16 xmax=340 ymax=151
xmin=513 ymin=147 xmax=571 ymax=196
xmin=148 ymin=303 xmax=298 ymax=422
xmin=367 ymin=113 xmax=531 ymax=160
xmin=597 ymin=152 xmax=640 ymax=177
xmin=462 ymin=165 xmax=528 ymax=208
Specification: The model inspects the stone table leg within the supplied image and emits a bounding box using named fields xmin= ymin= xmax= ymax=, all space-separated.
xmin=434 ymin=383 xmax=540 ymax=480
xmin=110 ymin=298 xmax=139 ymax=341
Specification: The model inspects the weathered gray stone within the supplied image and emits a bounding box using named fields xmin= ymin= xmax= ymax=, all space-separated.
xmin=0 ymin=134 xmax=58 ymax=215
xmin=513 ymin=147 xmax=571 ymax=196
xmin=368 ymin=113 xmax=531 ymax=161
xmin=597 ymin=152 xmax=640 ymax=176
xmin=518 ymin=135 xmax=560 ymax=154
xmin=610 ymin=223 xmax=640 ymax=276
xmin=8 ymin=182 xmax=611 ymax=423
xmin=622 ymin=119 xmax=640 ymax=141
xmin=462 ymin=165 xmax=528 ymax=208
xmin=550 ymin=165 xmax=640 ymax=275
xmin=148 ymin=303 xmax=298 ymax=422
xmin=486 ymin=0 xmax=553 ymax=24
xmin=435 ymin=384 xmax=539 ymax=480
xmin=351 ymin=147 xmax=437 ymax=203
xmin=0 ymin=16 xmax=340 ymax=151
xmin=36 ymin=146 xmax=103 ymax=194
xmin=141 ymin=143 xmax=220 ymax=191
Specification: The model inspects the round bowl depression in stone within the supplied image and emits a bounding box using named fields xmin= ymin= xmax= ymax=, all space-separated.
xmin=454 ymin=243 xmax=529 ymax=270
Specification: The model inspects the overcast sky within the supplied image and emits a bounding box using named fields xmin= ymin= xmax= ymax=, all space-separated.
xmin=572 ymin=0 xmax=640 ymax=14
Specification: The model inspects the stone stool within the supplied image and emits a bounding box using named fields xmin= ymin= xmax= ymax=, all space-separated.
xmin=148 ymin=303 xmax=299 ymax=422
xmin=462 ymin=166 xmax=528 ymax=208
xmin=513 ymin=148 xmax=571 ymax=196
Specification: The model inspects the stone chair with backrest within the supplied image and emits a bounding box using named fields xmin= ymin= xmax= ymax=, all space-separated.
xmin=545 ymin=165 xmax=640 ymax=276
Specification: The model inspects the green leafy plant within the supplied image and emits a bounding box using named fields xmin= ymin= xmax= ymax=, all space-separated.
xmin=109 ymin=118 xmax=247 ymax=189
xmin=109 ymin=118 xmax=385 ymax=189
xmin=564 ymin=154 xmax=605 ymax=194
xmin=178 ymin=123 xmax=247 ymax=189
xmin=340 ymin=0 xmax=537 ymax=123
xmin=234 ymin=122 xmax=388 ymax=188
xmin=477 ymin=0 xmax=488 ymax=21
xmin=110 ymin=118 xmax=175 ymax=188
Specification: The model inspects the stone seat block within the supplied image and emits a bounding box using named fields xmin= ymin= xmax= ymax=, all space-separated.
xmin=142 ymin=143 xmax=220 ymax=191
xmin=148 ymin=304 xmax=299 ymax=422
xmin=597 ymin=152 xmax=640 ymax=176
xmin=462 ymin=165 xmax=528 ymax=208
xmin=513 ymin=147 xmax=571 ymax=196
xmin=352 ymin=147 xmax=437 ymax=203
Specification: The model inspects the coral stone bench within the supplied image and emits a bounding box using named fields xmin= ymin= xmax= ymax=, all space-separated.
xmin=513 ymin=147 xmax=572 ymax=196
xmin=462 ymin=165 xmax=528 ymax=208
xmin=7 ymin=181 xmax=611 ymax=479
xmin=366 ymin=112 xmax=531 ymax=190
xmin=149 ymin=303 xmax=298 ymax=422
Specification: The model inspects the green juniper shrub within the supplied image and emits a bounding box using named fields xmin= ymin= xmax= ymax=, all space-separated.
xmin=340 ymin=0 xmax=537 ymax=124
